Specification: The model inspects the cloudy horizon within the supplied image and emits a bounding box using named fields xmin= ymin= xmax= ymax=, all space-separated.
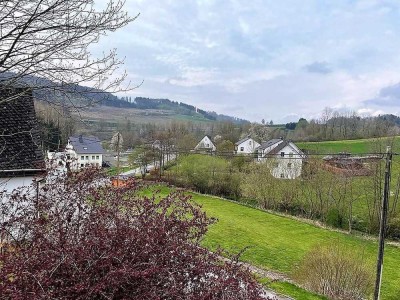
xmin=95 ymin=0 xmax=400 ymax=123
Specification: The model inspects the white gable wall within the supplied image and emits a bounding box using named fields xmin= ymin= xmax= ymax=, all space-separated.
xmin=195 ymin=136 xmax=216 ymax=151
xmin=236 ymin=139 xmax=260 ymax=154
xmin=270 ymin=144 xmax=303 ymax=179
xmin=258 ymin=142 xmax=304 ymax=179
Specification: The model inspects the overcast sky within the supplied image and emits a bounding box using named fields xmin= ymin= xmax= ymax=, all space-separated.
xmin=96 ymin=0 xmax=400 ymax=123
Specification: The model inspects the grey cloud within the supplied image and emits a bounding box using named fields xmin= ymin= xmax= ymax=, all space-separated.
xmin=303 ymin=61 xmax=332 ymax=74
xmin=364 ymin=83 xmax=400 ymax=106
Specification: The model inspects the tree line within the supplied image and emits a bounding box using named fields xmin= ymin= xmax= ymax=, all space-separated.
xmin=285 ymin=109 xmax=400 ymax=141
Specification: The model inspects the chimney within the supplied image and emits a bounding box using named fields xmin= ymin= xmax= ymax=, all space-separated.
xmin=79 ymin=135 xmax=83 ymax=143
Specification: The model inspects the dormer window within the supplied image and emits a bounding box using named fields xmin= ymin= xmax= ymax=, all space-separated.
xmin=83 ymin=147 xmax=88 ymax=150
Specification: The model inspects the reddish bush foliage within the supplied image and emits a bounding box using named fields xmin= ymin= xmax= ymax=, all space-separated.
xmin=0 ymin=169 xmax=267 ymax=299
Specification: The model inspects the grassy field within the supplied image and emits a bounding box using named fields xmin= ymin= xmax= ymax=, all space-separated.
xmin=297 ymin=136 xmax=400 ymax=154
xmin=143 ymin=185 xmax=400 ymax=300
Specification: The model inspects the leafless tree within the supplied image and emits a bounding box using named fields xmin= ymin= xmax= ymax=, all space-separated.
xmin=0 ymin=0 xmax=138 ymax=108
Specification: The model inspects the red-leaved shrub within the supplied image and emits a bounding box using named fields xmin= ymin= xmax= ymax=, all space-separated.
xmin=0 ymin=169 xmax=267 ymax=299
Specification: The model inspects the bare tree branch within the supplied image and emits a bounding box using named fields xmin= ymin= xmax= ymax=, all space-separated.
xmin=0 ymin=0 xmax=138 ymax=106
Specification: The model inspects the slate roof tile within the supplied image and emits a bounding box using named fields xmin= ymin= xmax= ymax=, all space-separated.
xmin=0 ymin=87 xmax=45 ymax=173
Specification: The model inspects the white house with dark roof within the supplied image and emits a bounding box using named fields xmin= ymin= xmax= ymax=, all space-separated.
xmin=194 ymin=135 xmax=216 ymax=153
xmin=0 ymin=87 xmax=45 ymax=194
xmin=256 ymin=139 xmax=305 ymax=179
xmin=67 ymin=135 xmax=104 ymax=170
xmin=235 ymin=137 xmax=260 ymax=155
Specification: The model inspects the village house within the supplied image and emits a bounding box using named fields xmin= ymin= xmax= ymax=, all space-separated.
xmin=235 ymin=136 xmax=260 ymax=155
xmin=66 ymin=135 xmax=104 ymax=170
xmin=256 ymin=139 xmax=305 ymax=179
xmin=194 ymin=135 xmax=216 ymax=153
xmin=152 ymin=140 xmax=162 ymax=150
xmin=0 ymin=87 xmax=45 ymax=194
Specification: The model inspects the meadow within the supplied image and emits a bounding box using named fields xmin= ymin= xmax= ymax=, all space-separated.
xmin=297 ymin=136 xmax=400 ymax=154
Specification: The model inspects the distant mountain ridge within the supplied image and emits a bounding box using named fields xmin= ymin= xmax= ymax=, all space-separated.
xmin=2 ymin=72 xmax=249 ymax=124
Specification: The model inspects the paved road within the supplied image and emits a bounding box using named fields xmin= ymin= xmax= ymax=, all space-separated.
xmin=120 ymin=154 xmax=176 ymax=177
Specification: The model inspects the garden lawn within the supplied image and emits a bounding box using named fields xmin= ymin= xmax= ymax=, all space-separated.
xmin=143 ymin=186 xmax=400 ymax=300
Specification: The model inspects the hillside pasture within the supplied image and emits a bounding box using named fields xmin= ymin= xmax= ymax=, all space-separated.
xmin=297 ymin=136 xmax=400 ymax=154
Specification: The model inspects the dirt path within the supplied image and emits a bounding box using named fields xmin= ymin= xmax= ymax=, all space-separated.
xmin=218 ymin=256 xmax=295 ymax=300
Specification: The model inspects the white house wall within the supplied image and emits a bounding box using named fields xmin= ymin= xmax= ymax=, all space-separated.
xmin=271 ymin=145 xmax=303 ymax=179
xmin=0 ymin=176 xmax=35 ymax=194
xmin=236 ymin=139 xmax=260 ymax=154
xmin=258 ymin=143 xmax=303 ymax=179
xmin=195 ymin=136 xmax=216 ymax=151
xmin=76 ymin=154 xmax=103 ymax=169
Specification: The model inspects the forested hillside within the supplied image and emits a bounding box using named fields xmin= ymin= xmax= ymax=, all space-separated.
xmin=100 ymin=96 xmax=249 ymax=124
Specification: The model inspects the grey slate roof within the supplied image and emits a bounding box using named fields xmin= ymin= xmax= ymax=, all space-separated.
xmin=0 ymin=87 xmax=45 ymax=174
xmin=235 ymin=137 xmax=251 ymax=146
xmin=256 ymin=139 xmax=282 ymax=150
xmin=268 ymin=141 xmax=289 ymax=154
xmin=69 ymin=136 xmax=104 ymax=154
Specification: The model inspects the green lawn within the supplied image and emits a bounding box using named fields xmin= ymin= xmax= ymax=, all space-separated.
xmin=143 ymin=185 xmax=400 ymax=300
xmin=297 ymin=136 xmax=400 ymax=154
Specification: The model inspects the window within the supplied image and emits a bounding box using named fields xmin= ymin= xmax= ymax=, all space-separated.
xmin=289 ymin=152 xmax=293 ymax=158
xmin=280 ymin=173 xmax=285 ymax=178
xmin=96 ymin=155 xmax=99 ymax=159
xmin=66 ymin=154 xmax=71 ymax=159
xmin=240 ymin=147 xmax=244 ymax=151
xmin=280 ymin=152 xmax=285 ymax=157
xmin=80 ymin=164 xmax=84 ymax=167
xmin=287 ymin=163 xmax=292 ymax=169
xmin=83 ymin=147 xmax=88 ymax=150
xmin=249 ymin=141 xmax=252 ymax=145
xmin=92 ymin=155 xmax=95 ymax=160
xmin=81 ymin=156 xmax=84 ymax=160
xmin=86 ymin=156 xmax=89 ymax=160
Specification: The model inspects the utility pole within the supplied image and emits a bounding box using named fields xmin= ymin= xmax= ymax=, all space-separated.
xmin=374 ymin=146 xmax=393 ymax=300
xmin=159 ymin=145 xmax=163 ymax=179
xmin=117 ymin=132 xmax=120 ymax=185
xmin=111 ymin=132 xmax=123 ymax=186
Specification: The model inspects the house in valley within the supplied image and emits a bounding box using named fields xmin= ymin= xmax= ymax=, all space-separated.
xmin=66 ymin=135 xmax=104 ymax=170
xmin=0 ymin=87 xmax=45 ymax=194
xmin=256 ymin=139 xmax=305 ymax=179
xmin=235 ymin=136 xmax=260 ymax=155
xmin=194 ymin=135 xmax=216 ymax=153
